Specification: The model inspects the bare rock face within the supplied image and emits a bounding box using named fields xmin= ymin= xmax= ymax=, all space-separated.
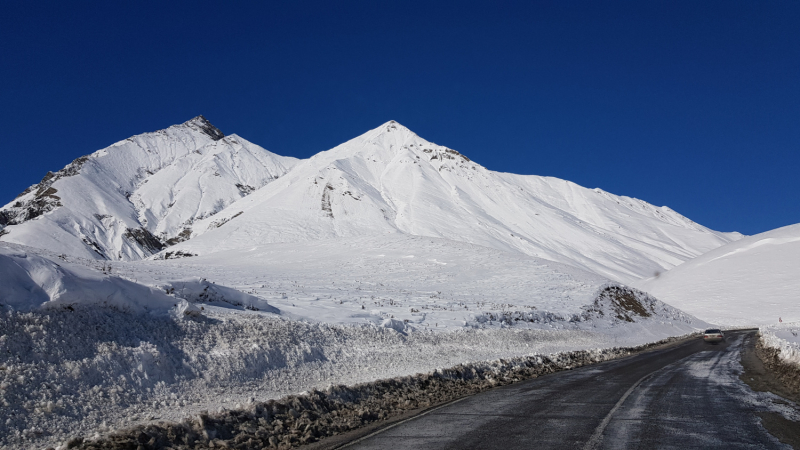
xmin=123 ymin=228 xmax=165 ymax=255
xmin=185 ymin=115 xmax=224 ymax=141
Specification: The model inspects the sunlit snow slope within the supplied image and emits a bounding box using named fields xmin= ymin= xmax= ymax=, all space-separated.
xmin=174 ymin=121 xmax=740 ymax=282
xmin=636 ymin=223 xmax=800 ymax=326
xmin=0 ymin=117 xmax=298 ymax=260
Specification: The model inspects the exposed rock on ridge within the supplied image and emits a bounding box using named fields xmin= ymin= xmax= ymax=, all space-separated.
xmin=0 ymin=116 xmax=298 ymax=260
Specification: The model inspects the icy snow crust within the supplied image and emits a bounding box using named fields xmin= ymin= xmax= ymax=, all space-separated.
xmin=0 ymin=116 xmax=298 ymax=261
xmin=636 ymin=223 xmax=800 ymax=326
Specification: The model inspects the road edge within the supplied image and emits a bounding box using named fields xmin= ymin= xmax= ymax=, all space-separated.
xmin=739 ymin=331 xmax=800 ymax=449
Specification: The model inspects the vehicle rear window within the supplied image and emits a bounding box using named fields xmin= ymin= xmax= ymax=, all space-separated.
xmin=704 ymin=329 xmax=721 ymax=334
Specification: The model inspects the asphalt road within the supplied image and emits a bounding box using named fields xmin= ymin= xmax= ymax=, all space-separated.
xmin=343 ymin=331 xmax=800 ymax=449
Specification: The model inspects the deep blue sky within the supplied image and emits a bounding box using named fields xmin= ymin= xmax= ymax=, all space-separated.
xmin=1 ymin=1 xmax=798 ymax=235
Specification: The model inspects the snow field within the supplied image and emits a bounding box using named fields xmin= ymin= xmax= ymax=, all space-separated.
xmin=0 ymin=229 xmax=709 ymax=449
xmin=2 ymin=118 xmax=739 ymax=283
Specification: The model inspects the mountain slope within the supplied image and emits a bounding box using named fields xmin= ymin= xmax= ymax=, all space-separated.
xmin=0 ymin=116 xmax=298 ymax=260
xmin=635 ymin=223 xmax=800 ymax=326
xmin=171 ymin=120 xmax=740 ymax=282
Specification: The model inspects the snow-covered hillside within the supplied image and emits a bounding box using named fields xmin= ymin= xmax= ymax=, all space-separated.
xmin=172 ymin=120 xmax=740 ymax=282
xmin=636 ymin=223 xmax=800 ymax=326
xmin=0 ymin=117 xmax=297 ymax=261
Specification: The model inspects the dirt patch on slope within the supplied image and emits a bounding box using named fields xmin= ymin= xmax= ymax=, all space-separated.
xmin=586 ymin=285 xmax=654 ymax=322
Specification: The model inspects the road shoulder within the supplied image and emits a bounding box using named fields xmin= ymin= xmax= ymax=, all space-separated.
xmin=740 ymin=332 xmax=800 ymax=449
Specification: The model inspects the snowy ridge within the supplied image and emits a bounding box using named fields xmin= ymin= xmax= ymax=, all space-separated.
xmin=174 ymin=120 xmax=740 ymax=282
xmin=0 ymin=116 xmax=297 ymax=261
xmin=635 ymin=223 xmax=800 ymax=325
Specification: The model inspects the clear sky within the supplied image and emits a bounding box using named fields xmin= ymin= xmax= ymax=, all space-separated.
xmin=1 ymin=1 xmax=798 ymax=236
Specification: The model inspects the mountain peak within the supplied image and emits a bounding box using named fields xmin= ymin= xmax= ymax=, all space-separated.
xmin=382 ymin=120 xmax=410 ymax=133
xmin=355 ymin=120 xmax=419 ymax=147
xmin=182 ymin=115 xmax=224 ymax=141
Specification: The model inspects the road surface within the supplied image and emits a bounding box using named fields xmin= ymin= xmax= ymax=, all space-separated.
xmin=342 ymin=331 xmax=800 ymax=449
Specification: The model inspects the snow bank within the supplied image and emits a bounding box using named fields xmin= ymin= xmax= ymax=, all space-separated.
xmin=0 ymin=304 xmax=699 ymax=449
xmin=0 ymin=246 xmax=174 ymax=313
xmin=0 ymin=242 xmax=708 ymax=449
xmin=760 ymin=322 xmax=800 ymax=368
xmin=69 ymin=334 xmax=691 ymax=450
xmin=756 ymin=322 xmax=800 ymax=396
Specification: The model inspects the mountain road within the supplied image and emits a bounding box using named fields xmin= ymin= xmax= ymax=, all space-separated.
xmin=339 ymin=330 xmax=800 ymax=449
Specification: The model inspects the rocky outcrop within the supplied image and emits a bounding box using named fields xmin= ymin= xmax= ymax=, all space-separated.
xmin=123 ymin=228 xmax=165 ymax=256
xmin=0 ymin=156 xmax=88 ymax=230
xmin=187 ymin=115 xmax=225 ymax=141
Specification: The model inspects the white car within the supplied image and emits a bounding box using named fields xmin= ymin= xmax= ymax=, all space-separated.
xmin=703 ymin=329 xmax=725 ymax=344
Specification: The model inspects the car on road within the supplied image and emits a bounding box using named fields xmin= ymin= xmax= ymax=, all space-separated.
xmin=703 ymin=329 xmax=725 ymax=344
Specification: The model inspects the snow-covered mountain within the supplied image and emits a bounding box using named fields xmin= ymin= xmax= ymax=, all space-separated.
xmin=0 ymin=116 xmax=298 ymax=260
xmin=0 ymin=117 xmax=740 ymax=281
xmin=635 ymin=223 xmax=800 ymax=326
xmin=170 ymin=120 xmax=741 ymax=282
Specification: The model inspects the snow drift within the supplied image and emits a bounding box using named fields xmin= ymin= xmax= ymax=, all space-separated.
xmin=0 ymin=244 xmax=280 ymax=317
xmin=159 ymin=278 xmax=279 ymax=314
xmin=0 ymin=246 xmax=174 ymax=313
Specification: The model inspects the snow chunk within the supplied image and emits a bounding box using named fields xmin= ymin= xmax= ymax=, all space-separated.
xmin=175 ymin=299 xmax=202 ymax=318
xmin=161 ymin=278 xmax=279 ymax=314
xmin=381 ymin=318 xmax=409 ymax=333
